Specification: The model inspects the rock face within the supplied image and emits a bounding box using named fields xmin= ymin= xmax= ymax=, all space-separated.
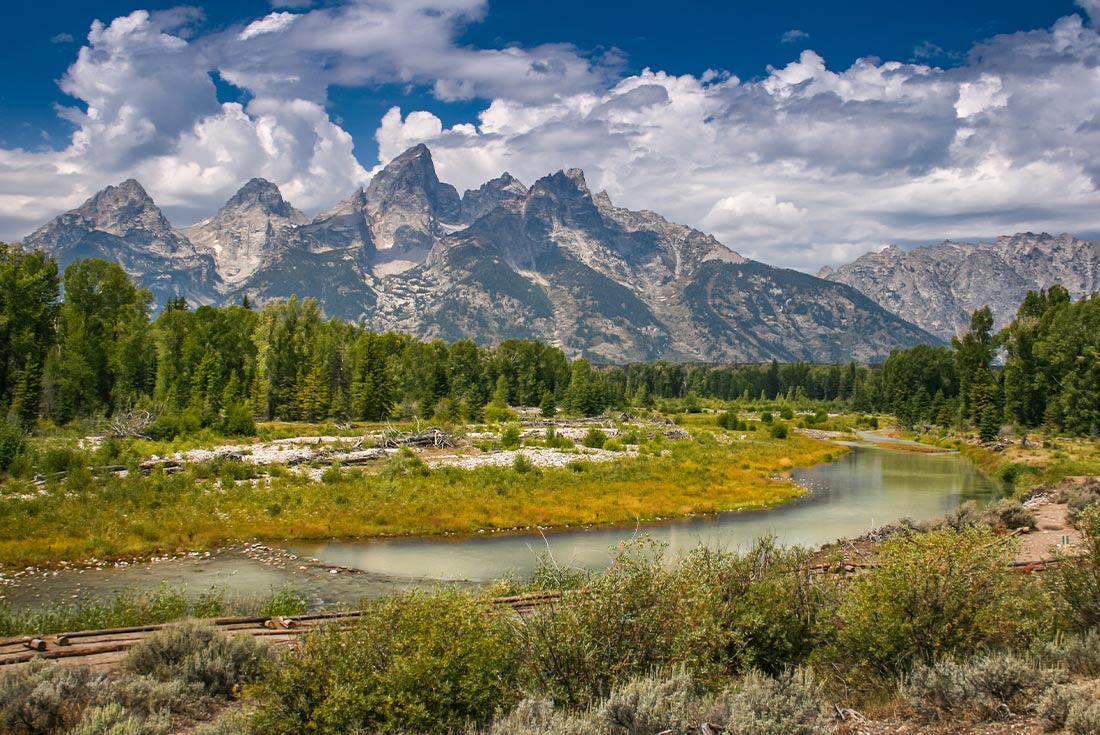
xmin=22 ymin=146 xmax=938 ymax=363
xmin=822 ymin=233 xmax=1100 ymax=341
xmin=182 ymin=178 xmax=310 ymax=287
xmin=22 ymin=179 xmax=219 ymax=305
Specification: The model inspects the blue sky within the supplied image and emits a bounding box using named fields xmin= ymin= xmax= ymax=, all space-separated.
xmin=1 ymin=0 xmax=1098 ymax=270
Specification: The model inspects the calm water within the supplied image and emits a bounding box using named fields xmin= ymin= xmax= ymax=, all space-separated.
xmin=286 ymin=443 xmax=1002 ymax=582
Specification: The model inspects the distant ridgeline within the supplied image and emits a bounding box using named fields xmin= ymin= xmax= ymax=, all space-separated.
xmin=1 ymin=246 xmax=1099 ymax=441
xmin=19 ymin=144 xmax=935 ymax=365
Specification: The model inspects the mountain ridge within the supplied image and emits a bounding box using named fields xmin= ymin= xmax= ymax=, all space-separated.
xmin=22 ymin=145 xmax=938 ymax=363
xmin=822 ymin=232 xmax=1100 ymax=341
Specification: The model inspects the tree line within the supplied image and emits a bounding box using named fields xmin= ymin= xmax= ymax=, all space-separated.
xmin=2 ymin=244 xmax=1098 ymax=439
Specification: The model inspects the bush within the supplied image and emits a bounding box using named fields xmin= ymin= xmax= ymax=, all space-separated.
xmin=717 ymin=668 xmax=830 ymax=735
xmin=545 ymin=428 xmax=574 ymax=449
xmin=515 ymin=540 xmax=686 ymax=706
xmin=484 ymin=405 xmax=518 ymax=423
xmin=488 ymin=697 xmax=597 ymax=735
xmin=779 ymin=406 xmax=794 ymax=420
xmin=828 ymin=526 xmax=1019 ymax=676
xmin=123 ymin=621 xmax=271 ymax=699
xmin=1038 ymin=683 xmax=1093 ymax=732
xmin=501 ymin=424 xmax=522 ymax=450
xmin=581 ymin=427 xmax=607 ymax=449
xmin=992 ymin=498 xmax=1037 ymax=529
xmin=760 ymin=412 xmax=773 ymax=425
xmin=905 ymin=653 xmax=1056 ymax=722
xmin=0 ymin=658 xmax=109 ymax=735
xmin=380 ymin=446 xmax=430 ymax=479
xmin=220 ymin=403 xmax=256 ymax=437
xmin=603 ymin=438 xmax=624 ymax=452
xmin=1053 ymin=505 xmax=1100 ymax=632
xmin=68 ymin=703 xmax=171 ymax=735
xmin=597 ymin=671 xmax=697 ymax=735
xmin=0 ymin=419 xmax=25 ymax=471
xmin=249 ymin=589 xmax=519 ymax=735
xmin=769 ymin=423 xmax=788 ymax=439
xmin=113 ymin=675 xmax=204 ymax=718
xmin=512 ymin=452 xmax=536 ymax=474
xmin=259 ymin=587 xmax=308 ymax=617
xmin=1068 ymin=701 xmax=1100 ymax=735
xmin=1039 ymin=630 xmax=1100 ymax=677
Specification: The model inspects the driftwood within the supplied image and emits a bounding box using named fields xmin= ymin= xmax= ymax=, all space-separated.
xmin=107 ymin=409 xmax=155 ymax=439
xmin=379 ymin=427 xmax=460 ymax=449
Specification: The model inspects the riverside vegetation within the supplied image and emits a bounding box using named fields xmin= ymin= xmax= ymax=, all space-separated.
xmin=2 ymin=500 xmax=1099 ymax=735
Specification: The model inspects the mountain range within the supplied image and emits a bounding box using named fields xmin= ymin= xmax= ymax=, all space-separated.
xmin=820 ymin=233 xmax=1100 ymax=341
xmin=24 ymin=144 xmax=946 ymax=363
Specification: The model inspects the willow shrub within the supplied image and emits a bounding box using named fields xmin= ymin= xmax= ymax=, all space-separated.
xmin=248 ymin=588 xmax=519 ymax=735
xmin=826 ymin=526 xmax=1020 ymax=677
xmin=1053 ymin=504 xmax=1100 ymax=633
xmin=513 ymin=538 xmax=833 ymax=707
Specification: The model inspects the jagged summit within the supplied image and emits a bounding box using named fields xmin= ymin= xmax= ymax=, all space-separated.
xmin=23 ymin=144 xmax=941 ymax=363
xmin=222 ymin=178 xmax=307 ymax=222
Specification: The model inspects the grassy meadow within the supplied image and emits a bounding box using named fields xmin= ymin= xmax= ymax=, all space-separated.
xmin=0 ymin=412 xmax=843 ymax=567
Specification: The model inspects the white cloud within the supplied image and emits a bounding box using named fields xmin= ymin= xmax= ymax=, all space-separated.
xmin=238 ymin=12 xmax=298 ymax=42
xmin=781 ymin=29 xmax=810 ymax=44
xmin=4 ymin=2 xmax=1100 ymax=276
xmin=1077 ymin=0 xmax=1100 ymax=24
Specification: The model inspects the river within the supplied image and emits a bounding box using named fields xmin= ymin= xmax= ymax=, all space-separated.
xmin=1 ymin=441 xmax=1002 ymax=610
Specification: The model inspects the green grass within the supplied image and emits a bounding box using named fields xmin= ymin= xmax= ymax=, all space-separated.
xmin=0 ymin=423 xmax=843 ymax=566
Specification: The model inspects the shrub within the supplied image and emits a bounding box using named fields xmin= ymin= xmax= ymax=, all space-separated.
xmin=779 ymin=406 xmax=794 ymax=420
xmin=769 ymin=423 xmax=788 ymax=439
xmin=1039 ymin=631 xmax=1100 ymax=677
xmin=512 ymin=452 xmax=536 ymax=474
xmin=68 ymin=703 xmax=171 ymax=735
xmin=716 ymin=668 xmax=830 ymax=735
xmin=484 ymin=405 xmax=518 ymax=423
xmin=1053 ymin=505 xmax=1100 ymax=633
xmin=514 ymin=540 xmax=685 ymax=706
xmin=259 ymin=587 xmax=308 ymax=617
xmin=0 ymin=658 xmax=109 ymax=735
xmin=500 ymin=424 xmax=522 ymax=450
xmin=597 ymin=671 xmax=697 ymax=735
xmin=123 ymin=621 xmax=271 ymax=699
xmin=320 ymin=460 xmax=342 ymax=483
xmin=545 ymin=428 xmax=574 ymax=449
xmin=581 ymin=427 xmax=607 ymax=449
xmin=1038 ymin=683 xmax=1093 ymax=732
xmin=906 ymin=653 xmax=1056 ymax=722
xmin=1068 ymin=702 xmax=1100 ymax=735
xmin=829 ymin=526 xmax=1018 ymax=675
xmin=220 ymin=403 xmax=256 ymax=437
xmin=992 ymin=499 xmax=1037 ymax=529
xmin=603 ymin=438 xmax=624 ymax=452
xmin=760 ymin=412 xmax=773 ymax=425
xmin=380 ymin=446 xmax=430 ymax=479
xmin=488 ymin=697 xmax=596 ymax=735
xmin=249 ymin=589 xmax=519 ymax=735
xmin=0 ymin=419 xmax=25 ymax=471
xmin=113 ymin=675 xmax=204 ymax=717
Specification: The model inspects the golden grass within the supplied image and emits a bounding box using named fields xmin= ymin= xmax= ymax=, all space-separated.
xmin=0 ymin=429 xmax=844 ymax=566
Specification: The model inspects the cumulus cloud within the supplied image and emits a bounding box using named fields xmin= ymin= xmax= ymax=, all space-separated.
xmin=3 ymin=2 xmax=1100 ymax=274
xmin=781 ymin=29 xmax=810 ymax=44
xmin=50 ymin=32 xmax=74 ymax=44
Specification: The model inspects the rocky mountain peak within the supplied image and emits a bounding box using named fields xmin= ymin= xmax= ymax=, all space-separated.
xmin=366 ymin=145 xmax=462 ymax=251
xmin=461 ymin=172 xmax=528 ymax=222
xmin=222 ymin=178 xmax=305 ymax=223
xmin=78 ymin=179 xmax=171 ymax=236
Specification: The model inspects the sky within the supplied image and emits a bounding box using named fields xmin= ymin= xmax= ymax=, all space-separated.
xmin=2 ymin=0 xmax=1099 ymax=271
